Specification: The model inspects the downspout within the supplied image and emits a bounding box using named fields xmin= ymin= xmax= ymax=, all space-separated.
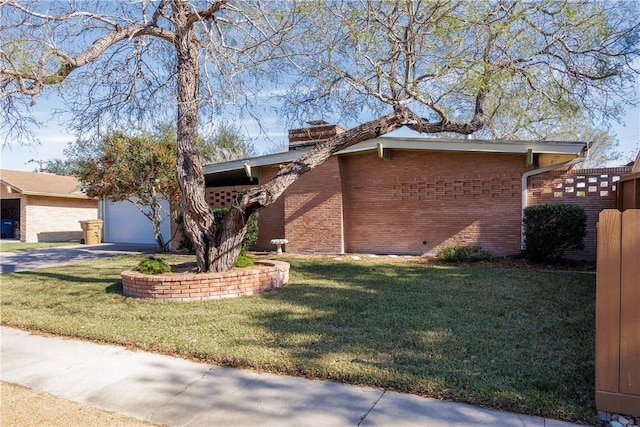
xmin=520 ymin=156 xmax=585 ymax=251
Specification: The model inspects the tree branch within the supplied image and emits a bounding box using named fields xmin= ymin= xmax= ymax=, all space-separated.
xmin=1 ymin=23 xmax=176 ymax=101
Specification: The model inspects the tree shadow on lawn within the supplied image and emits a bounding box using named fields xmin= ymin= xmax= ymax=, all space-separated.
xmin=8 ymin=270 xmax=123 ymax=298
xmin=105 ymin=281 xmax=123 ymax=294
xmin=244 ymin=261 xmax=596 ymax=422
xmin=14 ymin=270 xmax=117 ymax=285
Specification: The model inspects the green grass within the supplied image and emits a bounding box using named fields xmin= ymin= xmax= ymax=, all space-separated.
xmin=0 ymin=255 xmax=596 ymax=424
xmin=0 ymin=241 xmax=78 ymax=252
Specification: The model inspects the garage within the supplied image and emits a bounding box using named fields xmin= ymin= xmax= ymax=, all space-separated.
xmin=1 ymin=198 xmax=20 ymax=238
xmin=1 ymin=169 xmax=98 ymax=242
xmin=101 ymin=199 xmax=171 ymax=245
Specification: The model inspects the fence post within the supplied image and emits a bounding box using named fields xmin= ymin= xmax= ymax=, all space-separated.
xmin=620 ymin=209 xmax=640 ymax=396
xmin=596 ymin=209 xmax=640 ymax=415
xmin=596 ymin=210 xmax=621 ymax=396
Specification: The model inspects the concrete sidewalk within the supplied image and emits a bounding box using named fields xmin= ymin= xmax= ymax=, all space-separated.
xmin=1 ymin=327 xmax=582 ymax=427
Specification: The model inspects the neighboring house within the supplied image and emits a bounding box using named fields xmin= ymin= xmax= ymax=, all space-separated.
xmin=202 ymin=124 xmax=608 ymax=259
xmin=0 ymin=169 xmax=98 ymax=242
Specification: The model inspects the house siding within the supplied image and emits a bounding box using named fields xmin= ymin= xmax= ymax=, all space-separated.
xmin=0 ymin=184 xmax=18 ymax=200
xmin=341 ymin=151 xmax=528 ymax=256
xmin=201 ymin=149 xmax=628 ymax=261
xmin=254 ymin=167 xmax=285 ymax=250
xmin=24 ymin=195 xmax=98 ymax=242
xmin=284 ymin=157 xmax=344 ymax=253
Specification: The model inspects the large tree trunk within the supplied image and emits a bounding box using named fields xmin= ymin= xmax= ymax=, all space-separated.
xmin=173 ymin=3 xmax=217 ymax=273
xmin=211 ymin=208 xmax=248 ymax=272
xmin=208 ymin=111 xmax=409 ymax=271
xmin=170 ymin=0 xmax=485 ymax=274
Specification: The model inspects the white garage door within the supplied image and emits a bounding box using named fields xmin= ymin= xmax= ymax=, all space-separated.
xmin=102 ymin=200 xmax=171 ymax=245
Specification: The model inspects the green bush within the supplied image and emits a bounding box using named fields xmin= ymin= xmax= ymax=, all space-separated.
xmin=176 ymin=208 xmax=259 ymax=253
xmin=434 ymin=244 xmax=492 ymax=263
xmin=136 ymin=256 xmax=171 ymax=275
xmin=235 ymin=253 xmax=255 ymax=268
xmin=523 ymin=203 xmax=587 ymax=262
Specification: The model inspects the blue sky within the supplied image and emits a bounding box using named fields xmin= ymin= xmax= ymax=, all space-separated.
xmin=1 ymin=96 xmax=638 ymax=172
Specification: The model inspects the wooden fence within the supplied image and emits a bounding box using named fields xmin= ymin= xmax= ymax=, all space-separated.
xmin=596 ymin=209 xmax=640 ymax=415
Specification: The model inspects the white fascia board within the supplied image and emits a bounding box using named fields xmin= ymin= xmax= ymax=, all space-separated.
xmin=203 ymin=148 xmax=311 ymax=175
xmin=338 ymin=137 xmax=586 ymax=156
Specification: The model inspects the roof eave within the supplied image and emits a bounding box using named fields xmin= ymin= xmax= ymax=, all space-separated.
xmin=357 ymin=137 xmax=586 ymax=155
xmin=0 ymin=180 xmax=24 ymax=194
xmin=203 ymin=147 xmax=313 ymax=176
xmin=20 ymin=190 xmax=94 ymax=199
xmin=202 ymin=138 xmax=587 ymax=176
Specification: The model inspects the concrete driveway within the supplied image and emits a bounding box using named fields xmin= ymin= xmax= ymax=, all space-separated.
xmin=0 ymin=243 xmax=156 ymax=273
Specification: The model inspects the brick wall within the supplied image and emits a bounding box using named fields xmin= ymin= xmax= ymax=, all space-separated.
xmin=122 ymin=260 xmax=290 ymax=301
xmin=527 ymin=167 xmax=630 ymax=260
xmin=340 ymin=151 xmax=529 ymax=256
xmin=284 ymin=156 xmax=344 ymax=253
xmin=253 ymin=167 xmax=285 ymax=250
xmin=201 ymin=153 xmax=629 ymax=260
xmin=24 ymin=195 xmax=98 ymax=243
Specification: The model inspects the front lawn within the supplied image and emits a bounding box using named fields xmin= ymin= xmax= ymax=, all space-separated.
xmin=0 ymin=255 xmax=596 ymax=424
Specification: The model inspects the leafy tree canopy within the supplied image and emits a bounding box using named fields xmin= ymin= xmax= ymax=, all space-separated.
xmin=199 ymin=122 xmax=257 ymax=163
xmin=1 ymin=0 xmax=639 ymax=271
xmin=70 ymin=128 xmax=179 ymax=251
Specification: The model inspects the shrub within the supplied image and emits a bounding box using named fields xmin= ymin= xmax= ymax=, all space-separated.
xmin=235 ymin=253 xmax=255 ymax=268
xmin=136 ymin=256 xmax=171 ymax=275
xmin=434 ymin=244 xmax=492 ymax=263
xmin=176 ymin=208 xmax=259 ymax=253
xmin=523 ymin=203 xmax=587 ymax=262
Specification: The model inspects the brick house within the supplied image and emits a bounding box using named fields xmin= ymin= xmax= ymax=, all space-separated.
xmin=0 ymin=169 xmax=98 ymax=242
xmin=201 ymin=124 xmax=615 ymax=259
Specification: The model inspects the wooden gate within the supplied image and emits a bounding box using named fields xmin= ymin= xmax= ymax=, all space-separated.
xmin=596 ymin=209 xmax=640 ymax=415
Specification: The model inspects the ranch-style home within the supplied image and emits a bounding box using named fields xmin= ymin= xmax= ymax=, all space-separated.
xmin=201 ymin=123 xmax=628 ymax=260
xmin=0 ymin=169 xmax=98 ymax=242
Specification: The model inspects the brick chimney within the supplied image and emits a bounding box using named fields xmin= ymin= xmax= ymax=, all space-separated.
xmin=288 ymin=120 xmax=346 ymax=150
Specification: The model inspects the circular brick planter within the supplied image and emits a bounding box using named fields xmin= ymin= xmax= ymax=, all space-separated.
xmin=121 ymin=260 xmax=290 ymax=302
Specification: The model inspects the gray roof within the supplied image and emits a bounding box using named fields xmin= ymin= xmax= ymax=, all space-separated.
xmin=203 ymin=136 xmax=587 ymax=176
